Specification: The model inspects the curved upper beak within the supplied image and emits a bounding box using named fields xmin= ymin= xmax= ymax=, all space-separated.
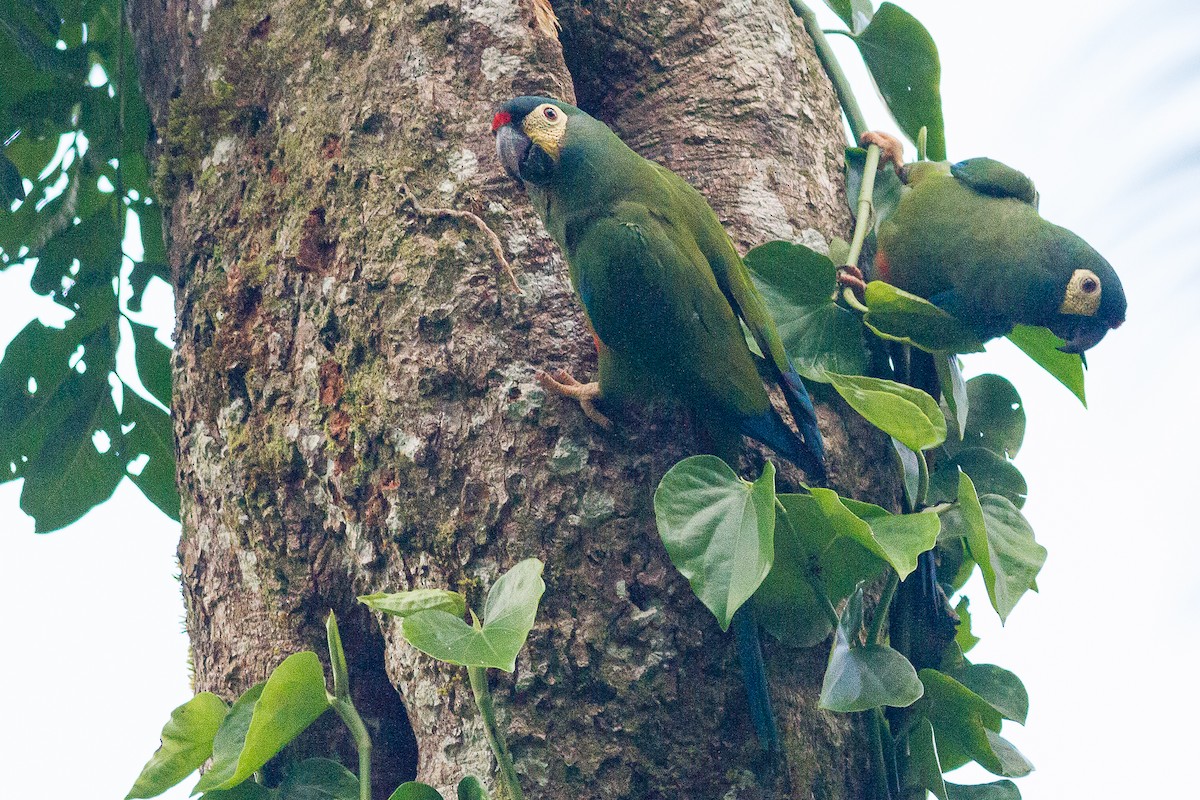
xmin=496 ymin=125 xmax=531 ymax=182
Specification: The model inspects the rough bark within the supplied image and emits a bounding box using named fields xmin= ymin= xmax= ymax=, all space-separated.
xmin=129 ymin=0 xmax=902 ymax=797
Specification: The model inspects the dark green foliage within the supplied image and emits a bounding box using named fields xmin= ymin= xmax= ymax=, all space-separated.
xmin=0 ymin=0 xmax=176 ymax=530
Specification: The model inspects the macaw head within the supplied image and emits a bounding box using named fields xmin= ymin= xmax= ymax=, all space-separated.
xmin=491 ymin=96 xmax=582 ymax=186
xmin=1045 ymin=231 xmax=1127 ymax=353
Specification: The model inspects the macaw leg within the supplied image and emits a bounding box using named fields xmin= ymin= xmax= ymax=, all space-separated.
xmin=859 ymin=130 xmax=906 ymax=172
xmin=732 ymin=604 xmax=780 ymax=753
xmin=536 ymin=369 xmax=613 ymax=429
xmin=836 ymin=264 xmax=868 ymax=293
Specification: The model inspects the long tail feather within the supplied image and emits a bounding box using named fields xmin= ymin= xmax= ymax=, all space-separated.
xmin=732 ymin=604 xmax=779 ymax=752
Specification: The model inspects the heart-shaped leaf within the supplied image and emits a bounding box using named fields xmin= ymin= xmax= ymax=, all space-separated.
xmin=126 ymin=692 xmax=228 ymax=799
xmin=935 ymin=354 xmax=968 ymax=440
xmin=854 ymin=3 xmax=946 ymax=160
xmin=819 ymin=588 xmax=923 ymax=711
xmin=278 ymin=758 xmax=360 ymax=800
xmin=655 ymin=457 xmax=776 ymax=631
xmin=948 ymin=474 xmax=1045 ymax=623
xmin=821 ymin=0 xmax=874 ymax=34
xmin=401 ymin=558 xmax=545 ymax=671
xmin=457 ymin=776 xmax=489 ymax=800
xmin=945 ymin=662 xmax=1029 ymax=725
xmin=826 ymin=372 xmax=946 ymax=451
xmin=1007 ymin=324 xmax=1086 ymax=406
xmin=907 ymin=717 xmax=949 ymax=800
xmin=194 ymin=652 xmax=330 ymax=792
xmin=945 ymin=780 xmax=1022 ymax=800
xmin=808 ymin=488 xmax=939 ymax=580
xmin=743 ymin=240 xmax=868 ymax=380
xmin=918 ymin=669 xmax=1017 ymax=775
xmin=863 ymin=281 xmax=985 ymax=354
xmin=387 ymin=783 xmax=444 ymax=800
xmin=945 ymin=375 xmax=1025 ymax=459
xmin=360 ymin=589 xmax=468 ymax=620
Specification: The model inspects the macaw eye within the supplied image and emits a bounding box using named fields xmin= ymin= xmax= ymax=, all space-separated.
xmin=1060 ymin=268 xmax=1102 ymax=316
xmin=544 ymin=107 xmax=558 ymax=121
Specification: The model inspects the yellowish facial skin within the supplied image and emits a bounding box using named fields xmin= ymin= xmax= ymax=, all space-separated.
xmin=1059 ymin=268 xmax=1102 ymax=316
xmin=522 ymin=103 xmax=568 ymax=161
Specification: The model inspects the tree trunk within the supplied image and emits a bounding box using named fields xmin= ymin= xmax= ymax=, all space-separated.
xmin=129 ymin=0 xmax=901 ymax=796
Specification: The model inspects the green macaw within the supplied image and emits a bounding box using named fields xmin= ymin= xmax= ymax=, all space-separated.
xmin=492 ymin=96 xmax=825 ymax=479
xmin=863 ymin=133 xmax=1127 ymax=354
xmin=493 ymin=96 xmax=825 ymax=752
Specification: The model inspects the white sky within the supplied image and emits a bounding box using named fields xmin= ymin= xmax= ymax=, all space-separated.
xmin=0 ymin=1 xmax=1196 ymax=797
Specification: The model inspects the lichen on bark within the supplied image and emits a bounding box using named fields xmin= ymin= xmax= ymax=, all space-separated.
xmin=129 ymin=0 xmax=901 ymax=797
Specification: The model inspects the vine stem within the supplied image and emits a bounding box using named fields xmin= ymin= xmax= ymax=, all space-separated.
xmin=468 ymin=666 xmax=525 ymax=800
xmin=871 ymin=709 xmax=895 ymax=800
xmin=790 ymin=0 xmax=868 ymax=142
xmin=846 ymin=143 xmax=881 ymax=269
xmin=327 ymin=613 xmax=372 ymax=800
xmin=865 ymin=570 xmax=899 ymax=645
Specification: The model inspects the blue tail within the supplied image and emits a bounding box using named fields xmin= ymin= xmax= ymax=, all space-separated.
xmin=739 ymin=364 xmax=827 ymax=482
xmin=732 ymin=604 xmax=779 ymax=752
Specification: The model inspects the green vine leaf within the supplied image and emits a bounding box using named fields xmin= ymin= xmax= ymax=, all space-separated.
xmin=194 ymin=653 xmax=331 ymax=793
xmin=935 ymin=354 xmax=968 ymax=440
xmin=945 ymin=662 xmax=1029 ymax=725
xmin=945 ymin=780 xmax=1022 ymax=800
xmin=819 ymin=587 xmax=923 ymax=712
xmin=199 ymin=782 xmax=272 ymax=800
xmin=400 ymin=558 xmax=545 ymax=672
xmin=826 ymin=372 xmax=947 ymax=452
xmin=893 ymin=438 xmax=921 ymax=508
xmin=950 ymin=473 xmax=1046 ymax=622
xmin=862 ymin=281 xmax=985 ymax=354
xmin=918 ymin=669 xmax=1033 ymax=776
xmin=930 ymin=448 xmax=1027 ymax=509
xmin=809 ymin=488 xmax=939 ymax=579
xmin=907 ymin=717 xmax=949 ymax=800
xmin=742 ymin=240 xmax=868 ymax=380
xmin=854 ymin=2 xmax=946 ymax=160
xmin=755 ymin=493 xmax=884 ymax=647
xmin=360 ymin=589 xmax=468 ymax=619
xmin=951 ymin=375 xmax=1025 ymax=459
xmin=457 ymin=776 xmax=490 ymax=800
xmin=954 ymin=596 xmax=980 ymax=654
xmin=1007 ymin=324 xmax=1086 ymax=406
xmin=387 ymin=783 xmax=444 ymax=800
xmin=655 ymin=457 xmax=776 ymax=631
xmin=126 ymin=692 xmax=229 ymax=799
xmin=821 ymin=0 xmax=874 ymax=34
xmin=278 ymin=758 xmax=360 ymax=800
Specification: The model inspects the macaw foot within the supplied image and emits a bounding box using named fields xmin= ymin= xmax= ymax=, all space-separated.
xmin=836 ymin=264 xmax=868 ymax=293
xmin=860 ymin=131 xmax=906 ymax=172
xmin=537 ymin=369 xmax=613 ymax=429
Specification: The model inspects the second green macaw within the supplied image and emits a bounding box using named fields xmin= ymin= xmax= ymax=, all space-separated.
xmin=866 ymin=135 xmax=1127 ymax=353
xmin=492 ymin=96 xmax=825 ymax=480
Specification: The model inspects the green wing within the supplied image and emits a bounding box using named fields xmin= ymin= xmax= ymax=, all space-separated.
xmin=567 ymin=200 xmax=769 ymax=418
xmin=951 ymin=157 xmax=1039 ymax=208
xmin=648 ymin=164 xmax=792 ymax=377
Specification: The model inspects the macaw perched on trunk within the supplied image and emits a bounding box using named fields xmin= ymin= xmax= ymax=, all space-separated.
xmin=861 ymin=131 xmax=1127 ymax=354
xmin=493 ymin=96 xmax=825 ymax=480
xmin=493 ymin=96 xmax=825 ymax=752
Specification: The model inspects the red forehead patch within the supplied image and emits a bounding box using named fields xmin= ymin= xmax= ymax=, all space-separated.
xmin=491 ymin=111 xmax=512 ymax=132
